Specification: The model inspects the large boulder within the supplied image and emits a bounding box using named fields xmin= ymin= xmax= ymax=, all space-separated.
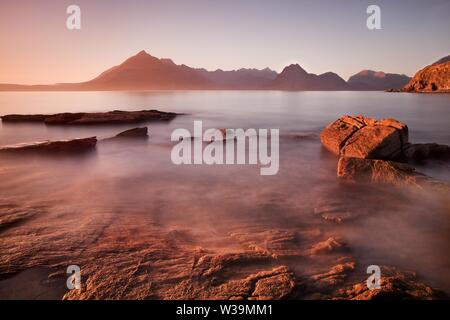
xmin=0 ymin=137 xmax=97 ymax=153
xmin=320 ymin=115 xmax=408 ymax=160
xmin=337 ymin=157 xmax=450 ymax=193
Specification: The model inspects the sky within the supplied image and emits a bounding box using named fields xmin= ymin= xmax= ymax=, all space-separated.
xmin=0 ymin=0 xmax=449 ymax=84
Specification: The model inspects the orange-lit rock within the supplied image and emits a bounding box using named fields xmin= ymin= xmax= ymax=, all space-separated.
xmin=403 ymin=55 xmax=450 ymax=93
xmin=320 ymin=115 xmax=408 ymax=160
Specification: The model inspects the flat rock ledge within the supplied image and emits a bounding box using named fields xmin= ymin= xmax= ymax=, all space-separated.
xmin=0 ymin=137 xmax=97 ymax=153
xmin=1 ymin=110 xmax=177 ymax=125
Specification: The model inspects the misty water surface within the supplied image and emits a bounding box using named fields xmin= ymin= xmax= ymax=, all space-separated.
xmin=0 ymin=91 xmax=449 ymax=297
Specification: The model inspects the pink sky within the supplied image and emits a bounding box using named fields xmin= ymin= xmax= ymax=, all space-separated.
xmin=1 ymin=0 xmax=449 ymax=84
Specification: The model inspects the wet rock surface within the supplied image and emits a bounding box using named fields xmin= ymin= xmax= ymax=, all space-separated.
xmin=338 ymin=157 xmax=422 ymax=187
xmin=0 ymin=137 xmax=97 ymax=154
xmin=166 ymin=254 xmax=296 ymax=300
xmin=337 ymin=157 xmax=450 ymax=194
xmin=312 ymin=180 xmax=419 ymax=224
xmin=0 ymin=197 xmax=446 ymax=300
xmin=1 ymin=110 xmax=177 ymax=124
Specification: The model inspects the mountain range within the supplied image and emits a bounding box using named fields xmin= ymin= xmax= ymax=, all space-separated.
xmin=0 ymin=50 xmax=427 ymax=91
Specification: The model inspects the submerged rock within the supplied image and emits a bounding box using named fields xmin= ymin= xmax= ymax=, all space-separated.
xmin=337 ymin=157 xmax=450 ymax=193
xmin=404 ymin=143 xmax=450 ymax=161
xmin=338 ymin=157 xmax=418 ymax=186
xmin=313 ymin=201 xmax=355 ymax=224
xmin=308 ymin=237 xmax=345 ymax=255
xmin=0 ymin=137 xmax=97 ymax=153
xmin=114 ymin=127 xmax=148 ymax=138
xmin=1 ymin=110 xmax=177 ymax=125
xmin=312 ymin=183 xmax=411 ymax=223
xmin=230 ymin=229 xmax=303 ymax=258
xmin=320 ymin=115 xmax=408 ymax=160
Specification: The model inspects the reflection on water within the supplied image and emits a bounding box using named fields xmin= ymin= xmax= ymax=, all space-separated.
xmin=0 ymin=91 xmax=449 ymax=297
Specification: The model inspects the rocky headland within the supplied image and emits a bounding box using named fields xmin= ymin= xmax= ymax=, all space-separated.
xmin=403 ymin=55 xmax=450 ymax=93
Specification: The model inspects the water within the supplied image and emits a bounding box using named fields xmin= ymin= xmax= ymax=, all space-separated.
xmin=1 ymin=91 xmax=450 ymax=144
xmin=0 ymin=91 xmax=449 ymax=299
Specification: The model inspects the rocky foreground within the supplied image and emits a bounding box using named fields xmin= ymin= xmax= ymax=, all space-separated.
xmin=0 ymin=115 xmax=449 ymax=300
xmin=0 ymin=200 xmax=447 ymax=300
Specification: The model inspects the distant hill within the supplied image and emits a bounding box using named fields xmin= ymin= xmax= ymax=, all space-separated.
xmin=86 ymin=51 xmax=279 ymax=90
xmin=0 ymin=50 xmax=426 ymax=92
xmin=80 ymin=50 xmax=212 ymax=90
xmin=0 ymin=51 xmax=278 ymax=91
xmin=403 ymin=55 xmax=450 ymax=93
xmin=347 ymin=70 xmax=410 ymax=91
xmin=197 ymin=67 xmax=278 ymax=89
xmin=267 ymin=64 xmax=349 ymax=90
